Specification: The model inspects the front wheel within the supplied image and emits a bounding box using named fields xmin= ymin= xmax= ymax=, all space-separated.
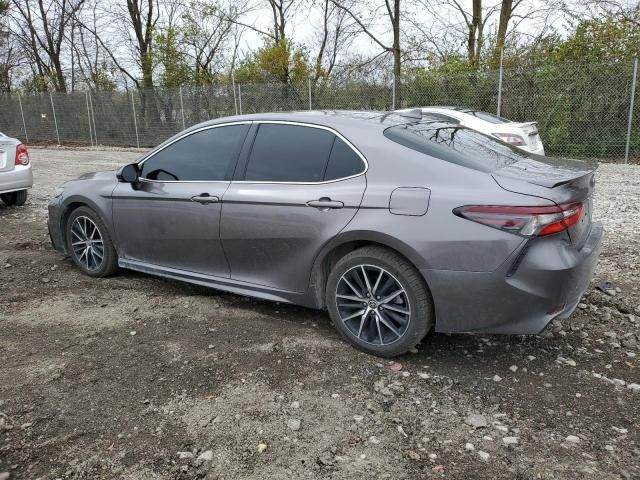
xmin=326 ymin=246 xmax=434 ymax=357
xmin=1 ymin=190 xmax=27 ymax=206
xmin=66 ymin=206 xmax=119 ymax=277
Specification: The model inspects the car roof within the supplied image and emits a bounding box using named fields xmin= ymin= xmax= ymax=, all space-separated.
xmin=189 ymin=110 xmax=458 ymax=133
xmin=143 ymin=110 xmax=463 ymax=158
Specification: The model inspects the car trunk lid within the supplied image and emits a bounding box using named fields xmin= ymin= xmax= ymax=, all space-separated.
xmin=492 ymin=156 xmax=597 ymax=248
xmin=0 ymin=139 xmax=17 ymax=172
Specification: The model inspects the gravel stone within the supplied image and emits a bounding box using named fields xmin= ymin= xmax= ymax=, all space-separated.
xmin=465 ymin=414 xmax=488 ymax=429
xmin=286 ymin=418 xmax=301 ymax=431
xmin=477 ymin=451 xmax=490 ymax=462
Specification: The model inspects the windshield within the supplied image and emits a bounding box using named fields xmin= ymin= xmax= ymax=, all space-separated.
xmin=383 ymin=122 xmax=532 ymax=172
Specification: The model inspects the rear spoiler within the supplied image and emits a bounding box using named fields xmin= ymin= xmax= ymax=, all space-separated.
xmin=510 ymin=121 xmax=538 ymax=129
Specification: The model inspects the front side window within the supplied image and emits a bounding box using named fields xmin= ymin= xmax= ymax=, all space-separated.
xmin=141 ymin=124 xmax=249 ymax=181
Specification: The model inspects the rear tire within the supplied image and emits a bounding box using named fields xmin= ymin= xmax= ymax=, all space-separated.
xmin=1 ymin=190 xmax=27 ymax=206
xmin=326 ymin=246 xmax=433 ymax=357
xmin=66 ymin=206 xmax=119 ymax=277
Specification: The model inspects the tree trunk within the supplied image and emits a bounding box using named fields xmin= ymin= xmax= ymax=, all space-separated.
xmin=468 ymin=0 xmax=482 ymax=67
xmin=392 ymin=0 xmax=401 ymax=106
xmin=493 ymin=0 xmax=512 ymax=64
xmin=52 ymin=56 xmax=67 ymax=92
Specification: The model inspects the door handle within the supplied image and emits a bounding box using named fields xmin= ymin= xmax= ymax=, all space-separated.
xmin=191 ymin=194 xmax=220 ymax=204
xmin=306 ymin=198 xmax=344 ymax=210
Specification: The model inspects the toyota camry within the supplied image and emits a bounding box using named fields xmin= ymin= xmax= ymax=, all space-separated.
xmin=48 ymin=111 xmax=602 ymax=357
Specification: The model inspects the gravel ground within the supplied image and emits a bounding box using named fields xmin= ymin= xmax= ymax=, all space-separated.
xmin=1 ymin=148 xmax=639 ymax=480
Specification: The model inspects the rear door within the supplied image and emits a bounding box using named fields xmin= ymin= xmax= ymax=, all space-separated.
xmin=112 ymin=123 xmax=250 ymax=277
xmin=220 ymin=122 xmax=367 ymax=293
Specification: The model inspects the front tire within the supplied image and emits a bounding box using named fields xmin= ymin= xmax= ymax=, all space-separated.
xmin=326 ymin=246 xmax=433 ymax=357
xmin=66 ymin=206 xmax=119 ymax=277
xmin=1 ymin=190 xmax=27 ymax=206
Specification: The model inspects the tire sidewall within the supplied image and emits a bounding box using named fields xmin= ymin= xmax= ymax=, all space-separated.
xmin=66 ymin=206 xmax=117 ymax=277
xmin=326 ymin=250 xmax=431 ymax=357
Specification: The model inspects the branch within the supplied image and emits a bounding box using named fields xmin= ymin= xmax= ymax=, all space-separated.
xmin=329 ymin=0 xmax=391 ymax=51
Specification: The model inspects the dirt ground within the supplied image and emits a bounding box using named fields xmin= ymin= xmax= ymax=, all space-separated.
xmin=1 ymin=147 xmax=639 ymax=480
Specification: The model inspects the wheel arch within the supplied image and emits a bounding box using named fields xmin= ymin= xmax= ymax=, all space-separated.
xmin=59 ymin=196 xmax=114 ymax=253
xmin=307 ymin=231 xmax=430 ymax=310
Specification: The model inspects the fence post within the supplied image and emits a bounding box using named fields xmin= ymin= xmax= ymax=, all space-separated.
xmin=85 ymin=91 xmax=94 ymax=147
xmin=238 ymin=84 xmax=242 ymax=115
xmin=179 ymin=87 xmax=186 ymax=130
xmin=17 ymin=93 xmax=29 ymax=143
xmin=232 ymin=70 xmax=238 ymax=115
xmin=392 ymin=74 xmax=396 ymax=110
xmin=308 ymin=77 xmax=312 ymax=110
xmin=497 ymin=48 xmax=504 ymax=117
xmin=89 ymin=93 xmax=98 ymax=146
xmin=49 ymin=92 xmax=61 ymax=146
xmin=625 ymin=56 xmax=638 ymax=164
xmin=130 ymin=91 xmax=140 ymax=149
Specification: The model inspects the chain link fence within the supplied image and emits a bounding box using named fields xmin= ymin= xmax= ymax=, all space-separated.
xmin=0 ymin=59 xmax=638 ymax=162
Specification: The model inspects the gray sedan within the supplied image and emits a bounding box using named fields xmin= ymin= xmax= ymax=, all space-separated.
xmin=47 ymin=111 xmax=602 ymax=357
xmin=0 ymin=132 xmax=32 ymax=206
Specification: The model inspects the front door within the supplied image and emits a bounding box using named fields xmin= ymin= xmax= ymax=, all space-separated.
xmin=112 ymin=123 xmax=250 ymax=278
xmin=221 ymin=122 xmax=367 ymax=292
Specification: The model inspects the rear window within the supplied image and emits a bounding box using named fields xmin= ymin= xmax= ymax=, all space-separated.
xmin=383 ymin=123 xmax=531 ymax=172
xmin=462 ymin=110 xmax=510 ymax=124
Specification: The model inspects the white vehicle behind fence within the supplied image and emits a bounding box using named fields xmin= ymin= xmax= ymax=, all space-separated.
xmin=0 ymin=132 xmax=32 ymax=206
xmin=404 ymin=107 xmax=545 ymax=155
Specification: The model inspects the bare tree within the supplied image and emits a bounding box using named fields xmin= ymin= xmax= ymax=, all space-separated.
xmin=181 ymin=0 xmax=246 ymax=84
xmin=0 ymin=0 xmax=9 ymax=90
xmin=330 ymin=0 xmax=401 ymax=93
xmin=267 ymin=0 xmax=294 ymax=42
xmin=70 ymin=0 xmax=117 ymax=89
xmin=311 ymin=0 xmax=355 ymax=85
xmin=11 ymin=0 xmax=86 ymax=91
xmin=126 ymin=0 xmax=158 ymax=90
xmin=218 ymin=0 xmax=296 ymax=44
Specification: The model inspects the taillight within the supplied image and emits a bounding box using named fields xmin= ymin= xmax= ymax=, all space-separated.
xmin=15 ymin=144 xmax=29 ymax=166
xmin=493 ymin=133 xmax=526 ymax=146
xmin=454 ymin=202 xmax=584 ymax=237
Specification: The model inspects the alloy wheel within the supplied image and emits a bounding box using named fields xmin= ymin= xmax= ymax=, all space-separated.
xmin=335 ymin=264 xmax=411 ymax=345
xmin=70 ymin=216 xmax=104 ymax=271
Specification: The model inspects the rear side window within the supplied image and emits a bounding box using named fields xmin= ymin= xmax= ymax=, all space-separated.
xmin=244 ymin=124 xmax=334 ymax=182
xmin=141 ymin=124 xmax=249 ymax=181
xmin=384 ymin=123 xmax=529 ymax=172
xmin=325 ymin=138 xmax=365 ymax=180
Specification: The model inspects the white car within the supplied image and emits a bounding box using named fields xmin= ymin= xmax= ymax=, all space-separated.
xmin=405 ymin=107 xmax=545 ymax=155
xmin=0 ymin=131 xmax=32 ymax=206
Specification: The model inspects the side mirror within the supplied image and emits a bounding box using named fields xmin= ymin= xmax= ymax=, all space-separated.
xmin=117 ymin=163 xmax=140 ymax=183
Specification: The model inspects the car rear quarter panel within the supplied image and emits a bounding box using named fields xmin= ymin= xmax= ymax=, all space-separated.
xmin=342 ymin=137 xmax=553 ymax=273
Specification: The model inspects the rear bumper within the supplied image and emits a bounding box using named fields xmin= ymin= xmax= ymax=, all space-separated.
xmin=0 ymin=164 xmax=33 ymax=194
xmin=423 ymin=222 xmax=603 ymax=334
